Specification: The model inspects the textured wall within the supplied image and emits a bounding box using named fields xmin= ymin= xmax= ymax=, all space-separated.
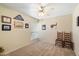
xmin=0 ymin=5 xmax=37 ymax=54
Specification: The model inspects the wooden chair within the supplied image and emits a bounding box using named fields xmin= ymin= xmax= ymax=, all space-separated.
xmin=63 ymin=41 xmax=74 ymax=50
xmin=63 ymin=32 xmax=73 ymax=50
xmin=55 ymin=32 xmax=63 ymax=47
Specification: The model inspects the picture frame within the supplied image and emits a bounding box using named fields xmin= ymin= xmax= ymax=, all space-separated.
xmin=51 ymin=25 xmax=54 ymax=28
xmin=14 ymin=21 xmax=24 ymax=28
xmin=13 ymin=15 xmax=24 ymax=21
xmin=25 ymin=23 xmax=29 ymax=28
xmin=50 ymin=23 xmax=57 ymax=28
xmin=77 ymin=16 xmax=79 ymax=26
xmin=2 ymin=24 xmax=11 ymax=31
xmin=42 ymin=25 xmax=46 ymax=30
xmin=1 ymin=16 xmax=11 ymax=24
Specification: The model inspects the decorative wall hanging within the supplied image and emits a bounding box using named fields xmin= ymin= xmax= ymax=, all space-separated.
xmin=14 ymin=21 xmax=24 ymax=28
xmin=42 ymin=25 xmax=46 ymax=30
xmin=2 ymin=24 xmax=11 ymax=31
xmin=51 ymin=23 xmax=57 ymax=28
xmin=1 ymin=16 xmax=11 ymax=24
xmin=77 ymin=16 xmax=79 ymax=26
xmin=13 ymin=15 xmax=24 ymax=21
xmin=25 ymin=23 xmax=29 ymax=28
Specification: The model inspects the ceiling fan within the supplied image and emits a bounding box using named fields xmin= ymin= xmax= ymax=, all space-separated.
xmin=39 ymin=5 xmax=46 ymax=12
xmin=38 ymin=3 xmax=54 ymax=16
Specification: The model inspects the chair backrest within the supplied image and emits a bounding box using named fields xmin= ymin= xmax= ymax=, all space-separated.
xmin=64 ymin=32 xmax=72 ymax=41
xmin=57 ymin=32 xmax=63 ymax=40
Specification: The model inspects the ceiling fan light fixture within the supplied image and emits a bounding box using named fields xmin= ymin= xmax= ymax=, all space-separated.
xmin=39 ymin=12 xmax=45 ymax=16
xmin=38 ymin=3 xmax=48 ymax=16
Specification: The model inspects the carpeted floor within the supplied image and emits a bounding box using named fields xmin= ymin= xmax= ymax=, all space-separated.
xmin=6 ymin=39 xmax=76 ymax=56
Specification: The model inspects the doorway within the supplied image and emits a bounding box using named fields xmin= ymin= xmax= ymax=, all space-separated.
xmin=31 ymin=20 xmax=40 ymax=40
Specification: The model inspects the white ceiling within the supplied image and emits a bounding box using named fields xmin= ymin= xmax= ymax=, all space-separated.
xmin=1 ymin=3 xmax=78 ymax=19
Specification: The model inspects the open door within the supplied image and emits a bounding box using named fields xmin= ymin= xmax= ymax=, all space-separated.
xmin=31 ymin=20 xmax=39 ymax=40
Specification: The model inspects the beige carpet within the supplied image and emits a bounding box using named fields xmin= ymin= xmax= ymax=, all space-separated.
xmin=7 ymin=39 xmax=76 ymax=56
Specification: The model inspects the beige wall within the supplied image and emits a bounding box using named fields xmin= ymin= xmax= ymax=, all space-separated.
xmin=56 ymin=14 xmax=72 ymax=32
xmin=37 ymin=14 xmax=72 ymax=44
xmin=0 ymin=5 xmax=73 ymax=55
xmin=72 ymin=4 xmax=79 ymax=55
xmin=0 ymin=5 xmax=37 ymax=54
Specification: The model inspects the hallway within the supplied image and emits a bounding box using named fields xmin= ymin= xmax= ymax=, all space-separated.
xmin=7 ymin=39 xmax=75 ymax=56
xmin=0 ymin=3 xmax=79 ymax=56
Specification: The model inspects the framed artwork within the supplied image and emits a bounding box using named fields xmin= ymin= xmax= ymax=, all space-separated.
xmin=25 ymin=23 xmax=29 ymax=28
xmin=51 ymin=25 xmax=54 ymax=28
xmin=42 ymin=25 xmax=46 ymax=30
xmin=2 ymin=24 xmax=11 ymax=31
xmin=77 ymin=16 xmax=79 ymax=26
xmin=50 ymin=23 xmax=57 ymax=28
xmin=13 ymin=15 xmax=24 ymax=21
xmin=14 ymin=21 xmax=23 ymax=28
xmin=1 ymin=16 xmax=11 ymax=24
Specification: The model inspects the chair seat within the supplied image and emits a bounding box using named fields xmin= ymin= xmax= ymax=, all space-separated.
xmin=55 ymin=39 xmax=63 ymax=47
xmin=63 ymin=41 xmax=74 ymax=50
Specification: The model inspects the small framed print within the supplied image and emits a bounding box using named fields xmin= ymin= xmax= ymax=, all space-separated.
xmin=50 ymin=23 xmax=57 ymax=28
xmin=1 ymin=16 xmax=11 ymax=24
xmin=14 ymin=21 xmax=23 ymax=28
xmin=77 ymin=16 xmax=79 ymax=26
xmin=51 ymin=25 xmax=54 ymax=28
xmin=42 ymin=25 xmax=46 ymax=30
xmin=2 ymin=24 xmax=11 ymax=31
xmin=25 ymin=23 xmax=29 ymax=28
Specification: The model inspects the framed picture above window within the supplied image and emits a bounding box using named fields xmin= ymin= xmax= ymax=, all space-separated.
xmin=2 ymin=24 xmax=11 ymax=31
xmin=42 ymin=25 xmax=46 ymax=30
xmin=1 ymin=16 xmax=11 ymax=24
xmin=25 ymin=23 xmax=29 ymax=28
